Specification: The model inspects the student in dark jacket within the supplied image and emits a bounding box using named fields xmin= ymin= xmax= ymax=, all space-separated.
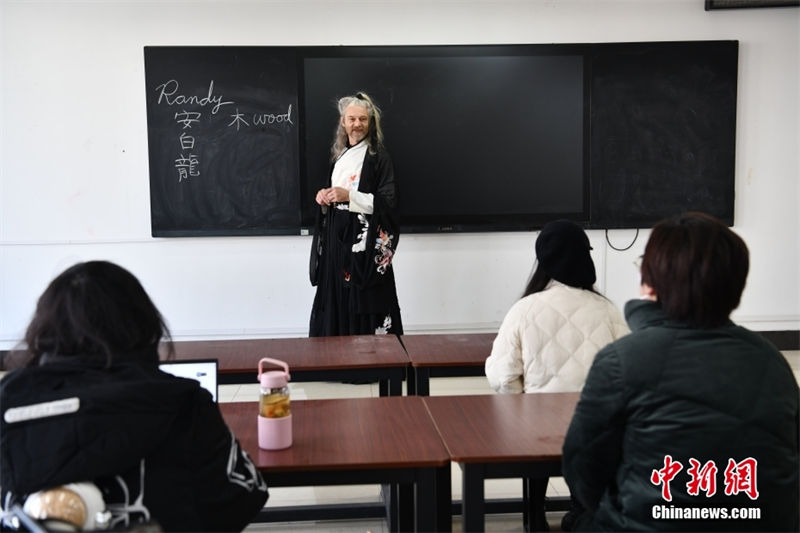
xmin=0 ymin=261 xmax=268 ymax=532
xmin=562 ymin=212 xmax=799 ymax=532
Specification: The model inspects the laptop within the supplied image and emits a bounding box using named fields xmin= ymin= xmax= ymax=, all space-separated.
xmin=159 ymin=359 xmax=219 ymax=402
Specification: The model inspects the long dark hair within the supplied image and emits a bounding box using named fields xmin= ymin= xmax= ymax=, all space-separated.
xmin=523 ymin=219 xmax=600 ymax=298
xmin=21 ymin=261 xmax=173 ymax=367
xmin=522 ymin=264 xmax=599 ymax=298
xmin=522 ymin=265 xmax=552 ymax=298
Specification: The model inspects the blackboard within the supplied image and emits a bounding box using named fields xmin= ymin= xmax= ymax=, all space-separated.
xmin=588 ymin=41 xmax=738 ymax=228
xmin=143 ymin=42 xmax=738 ymax=236
xmin=144 ymin=47 xmax=299 ymax=236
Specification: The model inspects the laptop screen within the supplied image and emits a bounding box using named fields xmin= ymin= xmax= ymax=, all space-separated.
xmin=159 ymin=359 xmax=219 ymax=402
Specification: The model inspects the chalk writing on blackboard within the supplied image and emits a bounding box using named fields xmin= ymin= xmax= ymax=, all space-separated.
xmin=155 ymin=79 xmax=233 ymax=114
xmin=228 ymin=106 xmax=294 ymax=130
xmin=153 ymin=79 xmax=295 ymax=183
xmin=144 ymin=46 xmax=301 ymax=237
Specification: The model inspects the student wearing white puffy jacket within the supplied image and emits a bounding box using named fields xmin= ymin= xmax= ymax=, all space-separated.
xmin=485 ymin=219 xmax=629 ymax=531
xmin=486 ymin=219 xmax=629 ymax=395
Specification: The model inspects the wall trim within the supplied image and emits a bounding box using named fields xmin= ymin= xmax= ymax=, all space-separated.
xmin=758 ymin=330 xmax=800 ymax=350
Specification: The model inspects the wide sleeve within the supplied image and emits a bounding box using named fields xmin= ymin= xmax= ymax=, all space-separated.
xmin=349 ymin=150 xmax=399 ymax=289
xmin=371 ymin=149 xmax=397 ymax=209
xmin=562 ymin=343 xmax=626 ymax=511
xmin=190 ymin=396 xmax=269 ymax=531
xmin=485 ymin=302 xmax=525 ymax=394
xmin=309 ymin=206 xmax=325 ymax=286
xmin=309 ymin=162 xmax=335 ymax=287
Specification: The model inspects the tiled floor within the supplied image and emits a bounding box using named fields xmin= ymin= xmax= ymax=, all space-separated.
xmin=237 ymin=350 xmax=800 ymax=532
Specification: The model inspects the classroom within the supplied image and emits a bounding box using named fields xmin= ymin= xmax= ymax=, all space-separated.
xmin=1 ymin=1 xmax=798 ymax=532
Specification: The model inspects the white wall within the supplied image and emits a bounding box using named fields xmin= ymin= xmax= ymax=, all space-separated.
xmin=1 ymin=0 xmax=798 ymax=349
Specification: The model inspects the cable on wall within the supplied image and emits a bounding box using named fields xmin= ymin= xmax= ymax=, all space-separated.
xmin=605 ymin=228 xmax=639 ymax=251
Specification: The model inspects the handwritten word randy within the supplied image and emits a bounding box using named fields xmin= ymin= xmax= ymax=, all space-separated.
xmin=155 ymin=79 xmax=233 ymax=114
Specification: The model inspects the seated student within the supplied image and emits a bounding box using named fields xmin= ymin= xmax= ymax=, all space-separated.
xmin=485 ymin=219 xmax=629 ymax=531
xmin=0 ymin=261 xmax=269 ymax=532
xmin=562 ymin=212 xmax=800 ymax=531
xmin=486 ymin=219 xmax=629 ymax=394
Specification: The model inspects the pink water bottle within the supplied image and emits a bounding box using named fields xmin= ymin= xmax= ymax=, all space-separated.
xmin=257 ymin=357 xmax=292 ymax=450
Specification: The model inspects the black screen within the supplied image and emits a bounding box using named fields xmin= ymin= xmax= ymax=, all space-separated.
xmin=301 ymin=47 xmax=588 ymax=232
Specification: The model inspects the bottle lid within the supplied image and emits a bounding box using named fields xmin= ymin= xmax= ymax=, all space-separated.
xmin=258 ymin=357 xmax=290 ymax=389
xmin=260 ymin=370 xmax=288 ymax=389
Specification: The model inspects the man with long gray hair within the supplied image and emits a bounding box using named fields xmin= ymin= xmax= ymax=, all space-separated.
xmin=309 ymin=92 xmax=403 ymax=337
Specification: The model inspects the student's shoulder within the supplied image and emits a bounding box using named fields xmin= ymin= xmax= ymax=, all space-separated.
xmin=511 ymin=291 xmax=555 ymax=317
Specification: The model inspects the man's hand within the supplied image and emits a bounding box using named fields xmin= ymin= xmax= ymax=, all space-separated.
xmin=315 ymin=188 xmax=330 ymax=206
xmin=326 ymin=187 xmax=350 ymax=203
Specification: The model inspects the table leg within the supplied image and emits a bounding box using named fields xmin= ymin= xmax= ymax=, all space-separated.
xmin=406 ymin=367 xmax=416 ymax=395
xmin=461 ymin=463 xmax=485 ymax=532
xmin=414 ymin=468 xmax=437 ymax=532
xmin=381 ymin=483 xmax=399 ymax=532
xmin=379 ymin=371 xmax=403 ymax=397
xmin=416 ymin=367 xmax=431 ymax=396
xmin=523 ymin=477 xmax=529 ymax=530
xmin=390 ymin=370 xmax=402 ymax=396
xmin=399 ymin=482 xmax=414 ymax=532
xmin=525 ymin=476 xmax=549 ymax=532
xmin=435 ymin=463 xmax=452 ymax=533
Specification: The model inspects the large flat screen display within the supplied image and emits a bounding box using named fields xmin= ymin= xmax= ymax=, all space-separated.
xmin=301 ymin=46 xmax=588 ymax=232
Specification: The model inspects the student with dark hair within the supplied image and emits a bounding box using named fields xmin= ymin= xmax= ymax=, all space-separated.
xmin=562 ymin=212 xmax=799 ymax=531
xmin=485 ymin=219 xmax=629 ymax=531
xmin=0 ymin=261 xmax=268 ymax=532
xmin=485 ymin=219 xmax=629 ymax=394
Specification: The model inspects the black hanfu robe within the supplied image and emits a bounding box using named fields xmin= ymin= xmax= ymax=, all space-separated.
xmin=309 ymin=142 xmax=403 ymax=337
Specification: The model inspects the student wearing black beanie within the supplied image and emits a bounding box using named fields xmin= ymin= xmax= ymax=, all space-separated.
xmin=534 ymin=219 xmax=597 ymax=289
xmin=485 ymin=219 xmax=629 ymax=530
xmin=486 ymin=217 xmax=628 ymax=391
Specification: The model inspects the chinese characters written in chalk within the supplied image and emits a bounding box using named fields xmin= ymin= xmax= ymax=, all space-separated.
xmin=651 ymin=455 xmax=759 ymax=502
xmin=173 ymin=112 xmax=201 ymax=182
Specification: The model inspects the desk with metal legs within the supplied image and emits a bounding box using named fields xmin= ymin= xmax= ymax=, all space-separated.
xmin=221 ymin=397 xmax=450 ymax=532
xmin=423 ymin=392 xmax=579 ymax=532
xmin=400 ymin=333 xmax=495 ymax=395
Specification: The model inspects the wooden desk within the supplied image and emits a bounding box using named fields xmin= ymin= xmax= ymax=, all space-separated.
xmin=169 ymin=335 xmax=409 ymax=396
xmin=220 ymin=397 xmax=450 ymax=532
xmin=401 ymin=333 xmax=495 ymax=395
xmin=423 ymin=392 xmax=579 ymax=532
